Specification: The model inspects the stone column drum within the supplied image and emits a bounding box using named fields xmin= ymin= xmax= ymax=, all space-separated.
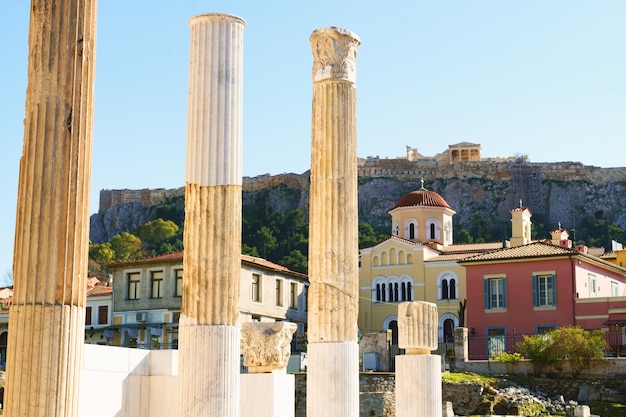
xmin=6 ymin=2 xmax=97 ymax=417
xmin=178 ymin=13 xmax=245 ymax=417
xmin=307 ymin=27 xmax=361 ymax=417
xmin=396 ymin=301 xmax=442 ymax=417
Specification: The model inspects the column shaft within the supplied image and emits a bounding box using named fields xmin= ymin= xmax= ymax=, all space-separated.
xmin=308 ymin=82 xmax=359 ymax=342
xmin=6 ymin=1 xmax=97 ymax=417
xmin=179 ymin=13 xmax=245 ymax=417
xmin=307 ymin=27 xmax=361 ymax=417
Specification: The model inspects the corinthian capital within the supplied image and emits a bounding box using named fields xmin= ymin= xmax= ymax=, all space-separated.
xmin=241 ymin=321 xmax=297 ymax=373
xmin=310 ymin=27 xmax=360 ymax=83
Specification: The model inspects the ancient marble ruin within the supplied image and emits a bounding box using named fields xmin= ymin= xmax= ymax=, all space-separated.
xmin=178 ymin=13 xmax=245 ymax=417
xmin=307 ymin=27 xmax=361 ymax=417
xmin=241 ymin=321 xmax=297 ymax=373
xmin=241 ymin=322 xmax=297 ymax=417
xmin=6 ymin=1 xmax=97 ymax=416
xmin=396 ymin=301 xmax=442 ymax=417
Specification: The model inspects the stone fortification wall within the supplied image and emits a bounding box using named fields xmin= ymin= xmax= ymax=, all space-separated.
xmin=97 ymin=173 xmax=311 ymax=214
xmin=98 ymin=160 xmax=626 ymax=215
xmin=93 ymin=158 xmax=626 ymax=246
xmin=358 ymin=159 xmax=626 ymax=184
xmin=98 ymin=187 xmax=185 ymax=214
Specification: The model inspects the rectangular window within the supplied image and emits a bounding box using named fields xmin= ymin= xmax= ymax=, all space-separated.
xmin=128 ymin=272 xmax=141 ymax=300
xmin=252 ymin=273 xmax=261 ymax=302
xmin=612 ymin=281 xmax=619 ymax=297
xmin=275 ymin=279 xmax=283 ymax=307
xmin=289 ymin=282 xmax=298 ymax=308
xmin=85 ymin=306 xmax=92 ymax=325
xmin=175 ymin=269 xmax=183 ymax=297
xmin=536 ymin=325 xmax=556 ymax=334
xmin=533 ymin=274 xmax=556 ymax=307
xmin=484 ymin=277 xmax=506 ymax=309
xmin=151 ymin=271 xmax=164 ymax=298
xmin=304 ymin=285 xmax=308 ymax=311
xmin=589 ymin=274 xmax=597 ymax=297
xmin=98 ymin=305 xmax=108 ymax=325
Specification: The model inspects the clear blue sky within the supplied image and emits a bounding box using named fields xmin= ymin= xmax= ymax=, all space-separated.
xmin=1 ymin=1 xmax=625 ymax=284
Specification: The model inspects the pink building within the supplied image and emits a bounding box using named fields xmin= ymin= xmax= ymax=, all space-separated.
xmin=460 ymin=207 xmax=626 ymax=357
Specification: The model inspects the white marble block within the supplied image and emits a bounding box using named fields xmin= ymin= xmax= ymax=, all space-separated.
xmin=241 ymin=373 xmax=295 ymax=417
xmin=396 ymin=354 xmax=442 ymax=417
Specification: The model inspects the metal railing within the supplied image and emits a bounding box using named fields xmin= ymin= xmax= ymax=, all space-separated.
xmin=466 ymin=331 xmax=626 ymax=360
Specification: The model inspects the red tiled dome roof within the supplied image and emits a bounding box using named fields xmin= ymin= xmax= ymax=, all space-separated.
xmin=392 ymin=189 xmax=452 ymax=210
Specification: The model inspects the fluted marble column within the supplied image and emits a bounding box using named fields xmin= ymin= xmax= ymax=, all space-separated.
xmin=307 ymin=27 xmax=361 ymax=417
xmin=178 ymin=13 xmax=245 ymax=417
xmin=6 ymin=1 xmax=97 ymax=417
xmin=396 ymin=302 xmax=442 ymax=417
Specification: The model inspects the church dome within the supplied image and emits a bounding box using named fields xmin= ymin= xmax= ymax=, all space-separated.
xmin=391 ymin=183 xmax=452 ymax=210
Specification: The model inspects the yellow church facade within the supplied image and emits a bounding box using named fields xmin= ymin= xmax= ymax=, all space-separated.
xmin=358 ymin=180 xmax=500 ymax=343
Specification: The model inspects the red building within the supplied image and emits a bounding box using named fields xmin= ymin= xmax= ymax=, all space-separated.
xmin=460 ymin=207 xmax=626 ymax=357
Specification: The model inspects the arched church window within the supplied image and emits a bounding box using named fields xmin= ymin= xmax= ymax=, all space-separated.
xmin=441 ymin=279 xmax=449 ymax=300
xmin=430 ymin=223 xmax=436 ymax=239
xmin=450 ymin=279 xmax=456 ymax=299
xmin=409 ymin=223 xmax=415 ymax=240
xmin=407 ymin=282 xmax=412 ymax=301
xmin=401 ymin=282 xmax=406 ymax=301
xmin=394 ymin=283 xmax=399 ymax=302
xmin=376 ymin=283 xmax=381 ymax=302
xmin=443 ymin=318 xmax=454 ymax=343
xmin=381 ymin=283 xmax=386 ymax=302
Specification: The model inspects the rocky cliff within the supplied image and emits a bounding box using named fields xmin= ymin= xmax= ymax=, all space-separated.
xmin=90 ymin=159 xmax=626 ymax=244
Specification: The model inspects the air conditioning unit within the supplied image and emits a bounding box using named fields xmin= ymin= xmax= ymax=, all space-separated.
xmin=136 ymin=312 xmax=148 ymax=322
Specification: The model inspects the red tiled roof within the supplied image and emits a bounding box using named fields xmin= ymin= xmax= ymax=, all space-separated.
xmin=460 ymin=241 xmax=576 ymax=262
xmin=87 ymin=286 xmax=113 ymax=297
xmin=425 ymin=253 xmax=484 ymax=262
xmin=360 ymin=234 xmax=424 ymax=250
xmin=241 ymin=254 xmax=308 ymax=280
xmin=601 ymin=251 xmax=617 ymax=260
xmin=391 ymin=189 xmax=452 ymax=210
xmin=108 ymin=251 xmax=184 ymax=267
xmin=109 ymin=251 xmax=307 ymax=280
xmin=439 ymin=242 xmax=504 ymax=254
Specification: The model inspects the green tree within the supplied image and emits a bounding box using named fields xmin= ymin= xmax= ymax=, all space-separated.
xmin=454 ymin=228 xmax=473 ymax=244
xmin=137 ymin=218 xmax=179 ymax=254
xmin=277 ymin=210 xmax=309 ymax=258
xmin=110 ymin=232 xmax=144 ymax=261
xmin=152 ymin=196 xmax=185 ymax=226
xmin=88 ymin=242 xmax=116 ymax=278
xmin=89 ymin=242 xmax=115 ymax=265
xmin=279 ymin=249 xmax=308 ymax=274
xmin=253 ymin=226 xmax=278 ymax=259
xmin=359 ymin=223 xmax=381 ymax=248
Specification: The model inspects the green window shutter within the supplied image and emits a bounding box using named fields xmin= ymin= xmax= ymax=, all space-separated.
xmin=484 ymin=279 xmax=490 ymax=309
xmin=532 ymin=274 xmax=538 ymax=307
xmin=551 ymin=274 xmax=556 ymax=306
